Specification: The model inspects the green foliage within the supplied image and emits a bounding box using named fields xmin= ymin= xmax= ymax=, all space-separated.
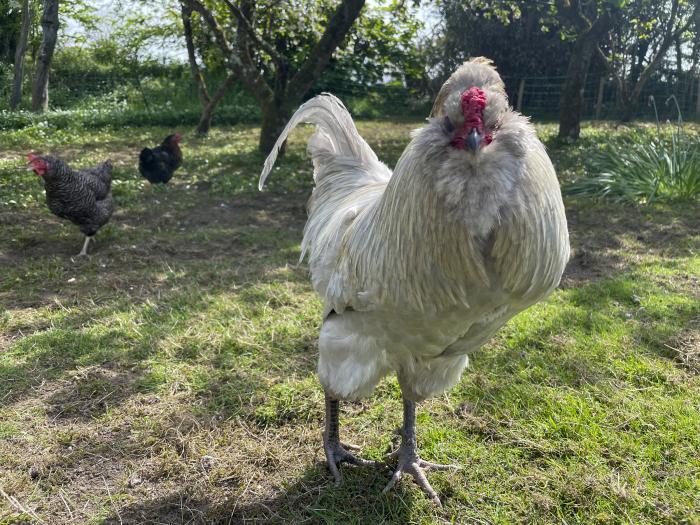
xmin=0 ymin=93 xmax=259 ymax=139
xmin=323 ymin=0 xmax=425 ymax=88
xmin=59 ymin=0 xmax=99 ymax=42
xmin=427 ymin=0 xmax=573 ymax=83
xmin=184 ymin=0 xmax=424 ymax=94
xmin=0 ymin=0 xmax=22 ymax=64
xmin=608 ymin=0 xmax=699 ymax=92
xmin=1 ymin=36 xmax=262 ymax=122
xmin=2 ymin=0 xmax=427 ymax=127
xmin=565 ymin=129 xmax=700 ymax=204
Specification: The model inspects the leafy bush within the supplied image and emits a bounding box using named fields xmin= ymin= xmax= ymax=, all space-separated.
xmin=0 ymin=95 xmax=260 ymax=137
xmin=565 ymin=129 xmax=700 ymax=204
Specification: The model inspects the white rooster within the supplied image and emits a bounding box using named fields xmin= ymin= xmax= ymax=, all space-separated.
xmin=259 ymin=58 xmax=569 ymax=504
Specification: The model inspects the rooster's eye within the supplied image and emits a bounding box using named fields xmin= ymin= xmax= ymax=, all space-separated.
xmin=443 ymin=116 xmax=455 ymax=134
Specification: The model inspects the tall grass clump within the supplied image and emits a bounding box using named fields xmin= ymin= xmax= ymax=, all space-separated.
xmin=565 ymin=98 xmax=700 ymax=204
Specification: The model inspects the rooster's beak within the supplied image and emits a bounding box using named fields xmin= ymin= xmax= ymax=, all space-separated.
xmin=467 ymin=129 xmax=483 ymax=152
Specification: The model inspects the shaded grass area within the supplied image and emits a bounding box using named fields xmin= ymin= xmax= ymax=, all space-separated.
xmin=1 ymin=120 xmax=699 ymax=524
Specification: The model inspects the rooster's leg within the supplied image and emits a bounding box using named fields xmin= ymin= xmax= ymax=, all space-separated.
xmin=383 ymin=396 xmax=460 ymax=505
xmin=76 ymin=236 xmax=92 ymax=257
xmin=323 ymin=391 xmax=379 ymax=485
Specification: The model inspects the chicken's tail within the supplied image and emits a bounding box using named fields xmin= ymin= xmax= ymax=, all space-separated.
xmin=90 ymin=160 xmax=113 ymax=185
xmin=258 ymin=93 xmax=385 ymax=190
xmin=139 ymin=148 xmax=153 ymax=163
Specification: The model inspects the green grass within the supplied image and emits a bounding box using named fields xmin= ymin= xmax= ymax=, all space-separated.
xmin=1 ymin=119 xmax=699 ymax=524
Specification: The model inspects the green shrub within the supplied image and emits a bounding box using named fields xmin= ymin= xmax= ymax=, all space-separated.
xmin=0 ymin=97 xmax=260 ymax=136
xmin=565 ymin=130 xmax=700 ymax=204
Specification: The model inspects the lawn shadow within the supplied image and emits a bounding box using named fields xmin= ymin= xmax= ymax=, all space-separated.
xmin=103 ymin=461 xmax=415 ymax=524
xmin=0 ymin=261 xmax=313 ymax=408
xmin=561 ymin=199 xmax=699 ymax=288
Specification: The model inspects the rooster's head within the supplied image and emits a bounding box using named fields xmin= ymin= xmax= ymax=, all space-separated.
xmin=430 ymin=57 xmax=508 ymax=154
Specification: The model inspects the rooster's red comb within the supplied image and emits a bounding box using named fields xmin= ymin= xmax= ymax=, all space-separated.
xmin=461 ymin=87 xmax=487 ymax=122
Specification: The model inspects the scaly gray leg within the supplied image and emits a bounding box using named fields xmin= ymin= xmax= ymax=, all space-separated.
xmin=383 ymin=396 xmax=460 ymax=505
xmin=75 ymin=236 xmax=92 ymax=258
xmin=323 ymin=391 xmax=379 ymax=485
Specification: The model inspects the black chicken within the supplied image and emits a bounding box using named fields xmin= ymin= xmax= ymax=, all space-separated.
xmin=28 ymin=154 xmax=114 ymax=257
xmin=138 ymin=133 xmax=183 ymax=184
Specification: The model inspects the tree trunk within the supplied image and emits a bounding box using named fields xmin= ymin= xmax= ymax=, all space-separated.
xmin=674 ymin=36 xmax=683 ymax=82
xmin=629 ymin=39 xmax=650 ymax=86
xmin=558 ymin=39 xmax=597 ymax=139
xmin=181 ymin=3 xmax=211 ymax=108
xmin=31 ymin=0 xmax=59 ymax=113
xmin=196 ymin=104 xmax=216 ymax=135
xmin=618 ymin=84 xmax=637 ymax=122
xmin=259 ymin=101 xmax=291 ymax=155
xmin=196 ymin=74 xmax=238 ymax=134
xmin=10 ymin=0 xmax=32 ymax=110
xmin=558 ymin=11 xmax=613 ymax=139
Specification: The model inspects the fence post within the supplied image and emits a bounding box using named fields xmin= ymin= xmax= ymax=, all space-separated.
xmin=516 ymin=78 xmax=526 ymax=112
xmin=696 ymin=76 xmax=700 ymax=117
xmin=595 ymin=77 xmax=605 ymax=120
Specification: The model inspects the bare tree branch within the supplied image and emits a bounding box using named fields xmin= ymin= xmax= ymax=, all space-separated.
xmin=181 ymin=0 xmax=273 ymax=104
xmin=222 ymin=0 xmax=286 ymax=68
xmin=196 ymin=72 xmax=238 ymax=134
xmin=234 ymin=1 xmax=278 ymax=101
xmin=180 ymin=0 xmax=367 ymax=153
xmin=631 ymin=0 xmax=698 ymax=101
xmin=288 ymin=0 xmax=366 ymax=100
xmin=555 ymin=0 xmax=591 ymax=32
xmin=180 ymin=0 xmax=233 ymax=62
xmin=181 ymin=2 xmax=211 ymax=106
xmin=10 ymin=0 xmax=32 ymax=110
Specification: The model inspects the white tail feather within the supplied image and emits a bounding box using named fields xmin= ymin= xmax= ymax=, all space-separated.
xmin=258 ymin=93 xmax=379 ymax=190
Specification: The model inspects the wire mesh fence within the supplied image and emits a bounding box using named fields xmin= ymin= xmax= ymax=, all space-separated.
xmin=502 ymin=74 xmax=700 ymax=121
xmin=2 ymin=66 xmax=699 ymax=124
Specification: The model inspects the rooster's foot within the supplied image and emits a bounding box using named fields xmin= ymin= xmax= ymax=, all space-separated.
xmin=383 ymin=446 xmax=459 ymax=506
xmin=71 ymin=252 xmax=91 ymax=262
xmin=324 ymin=439 xmax=380 ymax=486
xmin=323 ymin=393 xmax=382 ymax=485
xmin=384 ymin=397 xmax=460 ymax=505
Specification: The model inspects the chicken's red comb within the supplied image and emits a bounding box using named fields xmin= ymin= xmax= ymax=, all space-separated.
xmin=461 ymin=87 xmax=487 ymax=125
xmin=27 ymin=153 xmax=39 ymax=162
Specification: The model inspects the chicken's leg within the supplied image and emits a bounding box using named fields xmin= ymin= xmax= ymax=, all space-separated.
xmin=323 ymin=391 xmax=379 ymax=485
xmin=383 ymin=396 xmax=460 ymax=505
xmin=76 ymin=235 xmax=92 ymax=257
